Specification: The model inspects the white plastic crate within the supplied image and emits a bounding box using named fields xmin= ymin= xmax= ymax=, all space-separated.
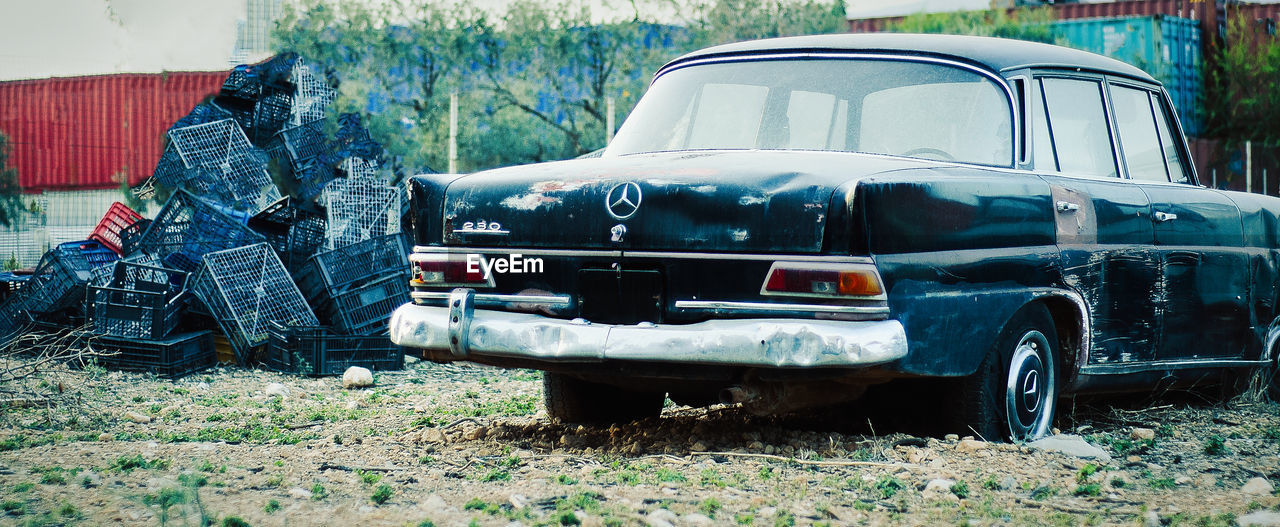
xmin=289 ymin=61 xmax=335 ymax=127
xmin=158 ymin=119 xmax=282 ymax=213
xmin=322 ymin=175 xmax=401 ymax=250
xmin=190 ymin=243 xmax=318 ymax=363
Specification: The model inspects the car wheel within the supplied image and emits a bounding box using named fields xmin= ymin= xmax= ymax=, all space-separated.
xmin=543 ymin=372 xmax=665 ymax=424
xmin=955 ymin=304 xmax=1058 ymax=443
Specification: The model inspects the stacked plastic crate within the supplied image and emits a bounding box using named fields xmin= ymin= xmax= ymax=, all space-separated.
xmin=1 ymin=53 xmax=408 ymax=379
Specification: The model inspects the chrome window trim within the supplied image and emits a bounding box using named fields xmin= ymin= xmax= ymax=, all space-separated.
xmin=674 ymin=300 xmax=888 ymax=315
xmin=644 ymin=52 xmax=1020 ymax=169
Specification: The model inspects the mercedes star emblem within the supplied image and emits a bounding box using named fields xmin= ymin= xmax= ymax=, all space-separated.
xmin=605 ymin=182 xmax=642 ymax=220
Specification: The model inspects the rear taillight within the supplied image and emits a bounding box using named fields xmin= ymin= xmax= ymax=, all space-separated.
xmin=412 ymin=253 xmax=494 ymax=288
xmin=760 ymin=262 xmax=884 ymax=299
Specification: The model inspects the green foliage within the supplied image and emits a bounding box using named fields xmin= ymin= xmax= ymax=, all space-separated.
xmin=272 ymin=0 xmax=846 ymax=174
xmin=311 ymin=483 xmax=327 ymax=500
xmin=264 ymin=499 xmax=281 ymax=513
xmin=1202 ymin=435 xmax=1228 ymax=455
xmin=875 ymin=475 xmax=904 ymax=499
xmin=0 ymin=133 xmax=27 ymax=228
xmin=700 ymin=497 xmax=722 ymax=517
xmin=1073 ymin=483 xmax=1101 ymax=497
xmin=1076 ymin=463 xmax=1097 ymax=483
xmin=358 ymin=469 xmax=382 ymax=485
xmin=222 ymin=517 xmax=251 ymax=527
xmin=1202 ymin=12 xmax=1280 ymax=146
xmin=950 ymin=480 xmax=970 ymax=499
xmin=371 ymin=483 xmax=394 ymax=505
xmin=884 ymin=7 xmax=1059 ymax=44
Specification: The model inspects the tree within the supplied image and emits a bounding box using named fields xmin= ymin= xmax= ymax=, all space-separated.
xmin=883 ymin=7 xmax=1058 ymax=44
xmin=0 ymin=133 xmax=27 ymax=228
xmin=1201 ymin=12 xmax=1280 ymax=147
xmin=271 ymin=0 xmax=847 ymax=173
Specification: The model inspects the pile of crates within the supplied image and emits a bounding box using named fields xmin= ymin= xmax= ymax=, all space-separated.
xmin=0 ymin=53 xmax=408 ymax=378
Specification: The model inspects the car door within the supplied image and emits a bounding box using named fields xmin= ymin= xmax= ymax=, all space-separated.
xmin=1032 ymin=75 xmax=1161 ymax=365
xmin=1106 ymin=82 xmax=1251 ymax=360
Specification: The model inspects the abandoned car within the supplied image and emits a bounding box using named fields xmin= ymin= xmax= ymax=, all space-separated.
xmin=390 ymin=33 xmax=1280 ymax=442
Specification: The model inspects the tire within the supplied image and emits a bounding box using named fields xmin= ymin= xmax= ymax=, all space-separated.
xmin=543 ymin=372 xmax=665 ymax=425
xmin=952 ymin=304 xmax=1059 ymax=443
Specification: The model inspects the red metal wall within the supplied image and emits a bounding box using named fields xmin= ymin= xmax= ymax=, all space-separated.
xmin=0 ymin=71 xmax=227 ymax=192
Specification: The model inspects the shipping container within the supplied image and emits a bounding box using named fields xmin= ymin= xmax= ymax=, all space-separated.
xmin=0 ymin=71 xmax=227 ymax=192
xmin=1052 ymin=15 xmax=1202 ymax=135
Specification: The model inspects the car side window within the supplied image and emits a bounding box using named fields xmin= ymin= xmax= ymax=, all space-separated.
xmin=1150 ymin=93 xmax=1191 ymax=184
xmin=1039 ymin=78 xmax=1118 ymax=178
xmin=1109 ymin=84 xmax=1168 ymax=182
xmin=1030 ymin=80 xmax=1057 ymax=171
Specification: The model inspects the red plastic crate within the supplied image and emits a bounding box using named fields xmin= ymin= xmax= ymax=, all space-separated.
xmin=89 ymin=202 xmax=144 ymax=255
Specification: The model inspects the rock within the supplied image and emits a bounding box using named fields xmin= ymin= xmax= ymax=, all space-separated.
xmin=924 ymin=478 xmax=956 ymax=493
xmin=287 ymin=487 xmax=313 ymax=500
xmin=691 ymin=441 xmax=708 ymax=452
xmin=196 ymin=382 xmax=209 ymax=390
xmin=1026 ymin=434 xmax=1112 ymax=463
xmin=82 ymin=471 xmax=102 ymax=488
xmin=1239 ymin=510 xmax=1280 ymax=527
xmin=404 ymin=354 xmax=420 ymax=364
xmin=1174 ymin=475 xmax=1192 ymax=486
xmin=758 ymin=506 xmax=777 ymax=518
xmin=681 ymin=513 xmax=713 ymax=527
xmin=1196 ymin=475 xmax=1216 ymax=488
xmin=421 ymin=429 xmax=448 ymax=444
xmin=943 ymin=434 xmax=960 ymax=442
xmin=955 ymin=439 xmax=987 ymax=453
xmin=124 ymin=411 xmax=152 ymax=424
xmin=1000 ymin=476 xmax=1017 ymax=490
xmin=97 ymin=432 xmax=113 ymax=442
xmin=1126 ymin=455 xmax=1143 ymax=464
xmin=1131 ymin=428 xmax=1156 ymax=441
xmin=421 ymin=494 xmax=449 ymax=515
xmin=265 ymin=383 xmax=290 ymax=397
xmin=342 ymin=367 xmax=374 ymax=389
xmin=463 ymin=426 xmax=488 ymax=441
xmin=747 ymin=440 xmax=764 ymax=451
xmin=345 ymin=400 xmax=361 ymax=410
xmin=1242 ymin=477 xmax=1274 ymax=495
xmin=509 ymin=494 xmax=528 ymax=509
xmin=646 ymin=508 xmax=678 ymax=527
xmin=1144 ymin=510 xmax=1161 ymax=527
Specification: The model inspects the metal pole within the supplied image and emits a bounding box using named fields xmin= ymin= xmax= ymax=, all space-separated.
xmin=1246 ymin=140 xmax=1253 ymax=193
xmin=606 ymin=97 xmax=616 ymax=144
xmin=449 ymin=93 xmax=458 ymax=174
xmin=1265 ymin=168 xmax=1269 ymax=196
xmin=1212 ymin=168 xmax=1217 ymax=189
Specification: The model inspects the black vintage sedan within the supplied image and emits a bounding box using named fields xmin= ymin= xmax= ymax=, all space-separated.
xmin=390 ymin=33 xmax=1279 ymax=442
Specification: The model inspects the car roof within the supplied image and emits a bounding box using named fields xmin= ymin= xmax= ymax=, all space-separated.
xmin=665 ymin=33 xmax=1156 ymax=83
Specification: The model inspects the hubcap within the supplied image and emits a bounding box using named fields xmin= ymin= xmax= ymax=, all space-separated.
xmin=1005 ymin=330 xmax=1054 ymax=442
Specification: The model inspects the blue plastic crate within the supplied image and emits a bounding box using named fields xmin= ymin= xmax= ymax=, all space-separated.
xmin=132 ymin=190 xmax=267 ymax=273
xmin=56 ymin=240 xmax=118 ymax=270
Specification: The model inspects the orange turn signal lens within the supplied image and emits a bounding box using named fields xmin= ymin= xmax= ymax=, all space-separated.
xmin=837 ymin=270 xmax=882 ymax=297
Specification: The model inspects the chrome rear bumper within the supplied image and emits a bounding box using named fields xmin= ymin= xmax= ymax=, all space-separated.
xmin=389 ymin=289 xmax=907 ymax=368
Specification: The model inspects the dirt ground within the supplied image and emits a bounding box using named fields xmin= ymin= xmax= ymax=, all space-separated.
xmin=1 ymin=352 xmax=1278 ymax=527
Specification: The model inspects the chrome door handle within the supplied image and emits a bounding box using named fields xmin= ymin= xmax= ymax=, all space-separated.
xmin=1055 ymin=201 xmax=1080 ymax=213
xmin=1153 ymin=211 xmax=1178 ymax=222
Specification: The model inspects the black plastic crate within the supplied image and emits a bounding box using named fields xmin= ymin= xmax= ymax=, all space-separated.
xmin=132 ymin=190 xmax=266 ymax=273
xmin=56 ymin=240 xmax=118 ymax=270
xmin=20 ymin=246 xmax=95 ymax=316
xmin=120 ymin=218 xmax=152 ymax=256
xmin=317 ymin=273 xmax=409 ymax=335
xmin=89 ymin=262 xmax=189 ymax=339
xmin=0 ymin=292 xmax=32 ymax=348
xmin=219 ymin=67 xmax=263 ymax=101
xmin=247 ymin=198 xmax=327 ymax=273
xmin=264 ymin=321 xmax=403 ymax=375
xmin=295 ymin=233 xmax=407 ymax=301
xmin=295 ymin=160 xmax=339 ymax=200
xmin=276 ymin=120 xmax=332 ymax=169
xmin=93 ymin=330 xmax=216 ymax=379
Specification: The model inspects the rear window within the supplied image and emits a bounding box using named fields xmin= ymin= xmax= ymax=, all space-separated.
xmin=606 ymin=57 xmax=1015 ymax=167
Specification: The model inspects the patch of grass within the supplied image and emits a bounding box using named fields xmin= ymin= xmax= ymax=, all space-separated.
xmin=465 ymin=498 xmax=488 ymax=511
xmin=57 ymin=502 xmax=81 ymax=519
xmin=417 ymin=521 xmax=436 ymax=527
xmin=1202 ymin=435 xmax=1228 ymax=455
xmin=265 ymin=474 xmax=284 ymax=488
xmin=735 ymin=513 xmax=755 ymax=525
xmin=2 ymin=500 xmax=25 ymax=515
xmin=311 ymin=483 xmax=327 ymax=501
xmin=264 ymin=499 xmax=280 ymax=513
xmin=178 ymin=473 xmax=208 ymax=487
xmin=482 ymin=469 xmax=510 ymax=482
xmin=1073 ymin=483 xmax=1101 ymax=497
xmin=1262 ymin=426 xmax=1280 ymax=441
xmin=656 ymin=467 xmax=686 ymax=483
xmin=555 ymin=511 xmax=581 ymax=525
xmin=555 ymin=474 xmax=578 ymax=485
xmin=951 ymin=480 xmax=970 ymax=499
xmin=12 ymin=482 xmax=34 ymax=493
xmin=109 ymin=454 xmax=168 ymax=473
xmin=1149 ymin=477 xmax=1176 ymax=490
xmin=358 ymin=470 xmax=382 ymax=485
xmin=371 ymin=484 xmax=393 ymax=505
xmin=699 ymin=467 xmax=726 ymax=488
xmin=700 ymin=498 xmax=722 ymax=518
xmin=758 ymin=466 xmax=775 ymax=481
xmin=144 ymin=487 xmax=189 ymax=525
xmin=419 ymin=455 xmax=435 ymax=465
xmin=1110 ymin=477 xmax=1126 ymax=488
xmin=774 ymin=510 xmax=796 ymax=527
xmin=222 ymin=517 xmax=251 ymax=527
xmin=1030 ymin=485 xmax=1056 ymax=500
xmin=1076 ymin=463 xmax=1097 ymax=483
xmin=876 ymin=475 xmax=905 ymax=499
